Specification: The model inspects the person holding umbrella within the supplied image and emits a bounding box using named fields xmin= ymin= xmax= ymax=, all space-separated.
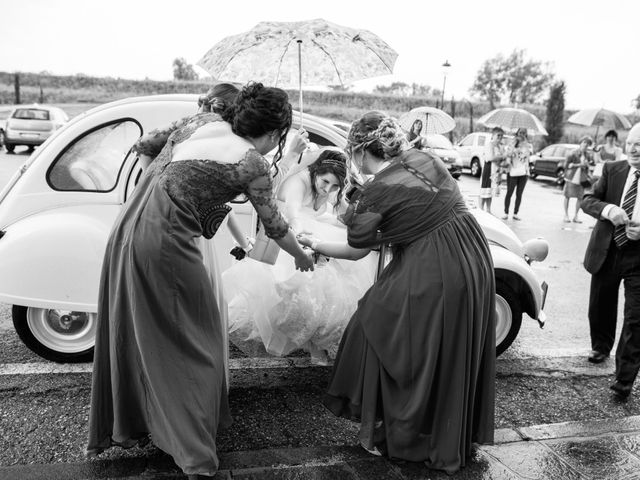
xmin=503 ymin=128 xmax=533 ymax=220
xmin=406 ymin=119 xmax=425 ymax=149
xmin=298 ymin=111 xmax=495 ymax=473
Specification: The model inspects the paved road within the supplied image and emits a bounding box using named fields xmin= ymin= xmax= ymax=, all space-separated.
xmin=0 ymin=147 xmax=622 ymax=361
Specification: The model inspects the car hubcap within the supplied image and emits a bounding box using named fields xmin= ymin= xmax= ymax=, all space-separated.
xmin=495 ymin=294 xmax=512 ymax=346
xmin=27 ymin=308 xmax=96 ymax=353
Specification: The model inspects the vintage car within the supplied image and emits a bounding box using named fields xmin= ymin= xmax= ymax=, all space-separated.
xmin=0 ymin=94 xmax=548 ymax=363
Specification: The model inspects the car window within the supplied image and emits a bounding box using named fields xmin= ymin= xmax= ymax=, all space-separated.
xmin=477 ymin=136 xmax=486 ymax=147
xmin=459 ymin=135 xmax=473 ymax=147
xmin=48 ymin=120 xmax=141 ymax=192
xmin=13 ymin=108 xmax=50 ymax=121
xmin=540 ymin=146 xmax=555 ymax=157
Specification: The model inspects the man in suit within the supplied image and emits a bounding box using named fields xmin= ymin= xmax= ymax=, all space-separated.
xmin=582 ymin=122 xmax=640 ymax=399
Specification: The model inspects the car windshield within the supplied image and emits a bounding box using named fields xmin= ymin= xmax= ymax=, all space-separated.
xmin=424 ymin=134 xmax=453 ymax=149
xmin=13 ymin=108 xmax=50 ymax=120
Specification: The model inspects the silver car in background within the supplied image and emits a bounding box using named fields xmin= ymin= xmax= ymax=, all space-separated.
xmin=1 ymin=104 xmax=69 ymax=153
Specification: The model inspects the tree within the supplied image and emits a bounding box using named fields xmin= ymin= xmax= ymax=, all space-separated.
xmin=470 ymin=55 xmax=505 ymax=109
xmin=470 ymin=49 xmax=555 ymax=107
xmin=545 ymin=81 xmax=566 ymax=145
xmin=172 ymin=57 xmax=198 ymax=81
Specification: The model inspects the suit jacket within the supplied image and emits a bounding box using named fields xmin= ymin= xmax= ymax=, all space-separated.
xmin=582 ymin=160 xmax=634 ymax=274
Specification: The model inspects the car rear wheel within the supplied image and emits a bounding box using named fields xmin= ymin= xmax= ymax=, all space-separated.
xmin=470 ymin=158 xmax=481 ymax=177
xmin=495 ymin=280 xmax=522 ymax=356
xmin=12 ymin=305 xmax=95 ymax=363
xmin=2 ymin=132 xmax=14 ymax=153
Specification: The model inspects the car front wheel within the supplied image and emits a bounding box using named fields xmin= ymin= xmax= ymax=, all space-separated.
xmin=470 ymin=158 xmax=482 ymax=177
xmin=12 ymin=306 xmax=95 ymax=363
xmin=495 ymin=281 xmax=523 ymax=356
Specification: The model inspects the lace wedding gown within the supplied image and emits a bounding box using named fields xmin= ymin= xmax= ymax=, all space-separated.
xmin=222 ymin=198 xmax=377 ymax=359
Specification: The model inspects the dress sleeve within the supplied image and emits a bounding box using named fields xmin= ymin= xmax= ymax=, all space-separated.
xmin=242 ymin=151 xmax=290 ymax=239
xmin=132 ymin=115 xmax=193 ymax=157
xmin=342 ymin=187 xmax=383 ymax=248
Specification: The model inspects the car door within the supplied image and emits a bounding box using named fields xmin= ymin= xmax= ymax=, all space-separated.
xmin=456 ymin=134 xmax=474 ymax=167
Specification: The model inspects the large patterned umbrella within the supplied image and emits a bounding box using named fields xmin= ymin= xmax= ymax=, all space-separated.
xmin=398 ymin=107 xmax=456 ymax=135
xmin=567 ymin=108 xmax=632 ymax=141
xmin=197 ymin=19 xmax=398 ymax=125
xmin=478 ymin=107 xmax=548 ymax=136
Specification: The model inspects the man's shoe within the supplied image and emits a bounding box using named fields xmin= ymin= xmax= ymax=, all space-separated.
xmin=588 ymin=350 xmax=608 ymax=363
xmin=610 ymin=380 xmax=632 ymax=399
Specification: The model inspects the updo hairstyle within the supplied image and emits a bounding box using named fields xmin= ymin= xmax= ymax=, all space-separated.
xmin=197 ymin=82 xmax=239 ymax=116
xmin=222 ymin=82 xmax=292 ymax=164
xmin=347 ymin=111 xmax=408 ymax=159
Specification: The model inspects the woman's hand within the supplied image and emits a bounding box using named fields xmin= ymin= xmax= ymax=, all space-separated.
xmin=295 ymin=250 xmax=315 ymax=272
xmin=296 ymin=234 xmax=318 ymax=249
xmin=289 ymin=128 xmax=310 ymax=156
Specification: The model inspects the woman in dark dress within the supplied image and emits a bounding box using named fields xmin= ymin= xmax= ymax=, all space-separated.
xmin=86 ymin=83 xmax=314 ymax=479
xmin=298 ymin=111 xmax=496 ymax=473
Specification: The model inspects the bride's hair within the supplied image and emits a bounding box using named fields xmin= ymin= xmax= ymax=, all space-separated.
xmin=223 ymin=82 xmax=292 ymax=169
xmin=197 ymin=83 xmax=239 ymax=115
xmin=308 ymin=149 xmax=348 ymax=211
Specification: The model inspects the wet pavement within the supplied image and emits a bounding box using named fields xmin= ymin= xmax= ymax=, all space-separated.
xmin=2 ymin=355 xmax=640 ymax=480
xmin=2 ymin=415 xmax=640 ymax=479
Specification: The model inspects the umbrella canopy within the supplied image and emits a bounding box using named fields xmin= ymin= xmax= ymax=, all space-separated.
xmin=478 ymin=107 xmax=548 ymax=136
xmin=398 ymin=107 xmax=456 ymax=135
xmin=567 ymin=108 xmax=632 ymax=130
xmin=197 ymin=19 xmax=398 ymax=89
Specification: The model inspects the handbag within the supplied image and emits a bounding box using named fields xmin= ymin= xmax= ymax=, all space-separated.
xmin=247 ymin=221 xmax=281 ymax=265
xmin=580 ymin=174 xmax=593 ymax=188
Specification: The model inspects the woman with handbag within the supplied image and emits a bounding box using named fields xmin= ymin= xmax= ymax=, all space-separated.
xmin=297 ymin=111 xmax=495 ymax=474
xmin=563 ymin=136 xmax=594 ymax=223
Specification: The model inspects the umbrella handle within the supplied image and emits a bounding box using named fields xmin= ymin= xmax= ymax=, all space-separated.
xmin=297 ymin=39 xmax=303 ymax=130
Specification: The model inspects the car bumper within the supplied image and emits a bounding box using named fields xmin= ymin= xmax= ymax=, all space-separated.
xmin=5 ymin=131 xmax=50 ymax=146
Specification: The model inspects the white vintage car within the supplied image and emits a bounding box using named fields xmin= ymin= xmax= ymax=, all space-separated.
xmin=0 ymin=94 xmax=548 ymax=363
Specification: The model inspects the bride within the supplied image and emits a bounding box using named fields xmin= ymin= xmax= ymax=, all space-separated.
xmin=222 ymin=148 xmax=377 ymax=363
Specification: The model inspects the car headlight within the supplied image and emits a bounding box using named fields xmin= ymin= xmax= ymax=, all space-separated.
xmin=523 ymin=237 xmax=549 ymax=263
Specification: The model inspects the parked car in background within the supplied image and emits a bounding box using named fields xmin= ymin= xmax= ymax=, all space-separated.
xmin=0 ymin=104 xmax=69 ymax=153
xmin=455 ymin=132 xmax=492 ymax=177
xmin=422 ymin=133 xmax=463 ymax=179
xmin=0 ymin=94 xmax=548 ymax=363
xmin=529 ymin=143 xmax=578 ymax=186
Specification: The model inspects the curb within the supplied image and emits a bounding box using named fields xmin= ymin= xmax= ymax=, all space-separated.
xmin=3 ymin=416 xmax=640 ymax=479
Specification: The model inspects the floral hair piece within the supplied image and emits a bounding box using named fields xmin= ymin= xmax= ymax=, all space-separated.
xmin=347 ymin=116 xmax=409 ymax=158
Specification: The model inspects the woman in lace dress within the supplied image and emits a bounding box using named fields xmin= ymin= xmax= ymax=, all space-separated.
xmin=130 ymin=83 xmax=309 ymax=385
xmin=298 ymin=112 xmax=495 ymax=473
xmin=223 ymin=149 xmax=377 ymax=364
xmin=86 ymin=83 xmax=314 ymax=479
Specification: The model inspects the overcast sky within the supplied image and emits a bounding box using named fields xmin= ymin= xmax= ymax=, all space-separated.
xmin=4 ymin=0 xmax=639 ymax=112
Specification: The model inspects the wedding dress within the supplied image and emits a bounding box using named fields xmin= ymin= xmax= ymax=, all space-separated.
xmin=222 ymin=198 xmax=377 ymax=360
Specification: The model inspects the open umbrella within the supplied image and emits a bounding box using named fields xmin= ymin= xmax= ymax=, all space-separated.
xmin=567 ymin=108 xmax=632 ymax=142
xmin=398 ymin=107 xmax=456 ymax=135
xmin=197 ymin=19 xmax=398 ymax=126
xmin=478 ymin=107 xmax=548 ymax=136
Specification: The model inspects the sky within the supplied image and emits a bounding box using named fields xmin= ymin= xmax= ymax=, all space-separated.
xmin=3 ymin=0 xmax=639 ymax=113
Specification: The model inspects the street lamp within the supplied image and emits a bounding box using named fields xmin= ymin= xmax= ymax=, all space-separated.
xmin=440 ymin=60 xmax=451 ymax=108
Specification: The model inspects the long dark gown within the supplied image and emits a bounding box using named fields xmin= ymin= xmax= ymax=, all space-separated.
xmin=86 ymin=114 xmax=289 ymax=476
xmin=323 ymin=148 xmax=495 ymax=473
